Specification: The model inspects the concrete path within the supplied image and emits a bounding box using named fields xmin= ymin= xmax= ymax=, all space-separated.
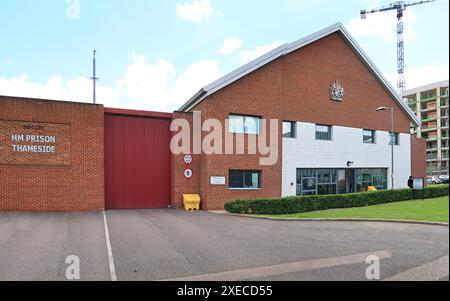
xmin=0 ymin=209 xmax=448 ymax=281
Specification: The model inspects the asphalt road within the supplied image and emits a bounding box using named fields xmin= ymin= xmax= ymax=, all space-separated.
xmin=0 ymin=209 xmax=448 ymax=281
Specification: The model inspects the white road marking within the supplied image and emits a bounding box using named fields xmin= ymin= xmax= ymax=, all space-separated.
xmin=103 ymin=211 xmax=118 ymax=281
xmin=384 ymin=256 xmax=449 ymax=281
xmin=161 ymin=250 xmax=392 ymax=281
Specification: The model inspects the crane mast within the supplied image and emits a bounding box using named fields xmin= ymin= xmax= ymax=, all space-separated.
xmin=360 ymin=0 xmax=436 ymax=98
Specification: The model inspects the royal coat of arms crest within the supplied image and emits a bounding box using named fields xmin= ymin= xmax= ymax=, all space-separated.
xmin=330 ymin=80 xmax=345 ymax=102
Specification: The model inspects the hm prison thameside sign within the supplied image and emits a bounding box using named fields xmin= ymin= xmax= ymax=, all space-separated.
xmin=0 ymin=121 xmax=71 ymax=166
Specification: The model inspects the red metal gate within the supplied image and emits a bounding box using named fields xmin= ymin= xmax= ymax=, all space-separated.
xmin=104 ymin=109 xmax=172 ymax=209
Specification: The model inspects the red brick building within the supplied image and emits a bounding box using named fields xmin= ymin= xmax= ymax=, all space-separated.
xmin=0 ymin=23 xmax=426 ymax=212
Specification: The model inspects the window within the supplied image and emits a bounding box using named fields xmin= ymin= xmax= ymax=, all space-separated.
xmin=317 ymin=169 xmax=337 ymax=195
xmin=297 ymin=168 xmax=388 ymax=196
xmin=363 ymin=130 xmax=376 ymax=144
xmin=390 ymin=133 xmax=400 ymax=146
xmin=229 ymin=170 xmax=261 ymax=189
xmin=229 ymin=115 xmax=260 ymax=134
xmin=297 ymin=169 xmax=317 ymax=196
xmin=356 ymin=169 xmax=388 ymax=192
xmin=283 ymin=121 xmax=296 ymax=138
xmin=315 ymin=125 xmax=332 ymax=141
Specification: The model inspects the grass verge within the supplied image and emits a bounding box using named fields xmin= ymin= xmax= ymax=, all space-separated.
xmin=259 ymin=196 xmax=449 ymax=223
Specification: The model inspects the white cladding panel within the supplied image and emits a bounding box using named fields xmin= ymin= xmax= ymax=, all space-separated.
xmin=282 ymin=122 xmax=412 ymax=197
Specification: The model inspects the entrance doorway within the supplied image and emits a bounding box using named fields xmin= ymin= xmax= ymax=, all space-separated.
xmin=345 ymin=169 xmax=356 ymax=194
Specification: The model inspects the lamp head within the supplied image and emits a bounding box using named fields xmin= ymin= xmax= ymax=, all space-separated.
xmin=376 ymin=107 xmax=388 ymax=112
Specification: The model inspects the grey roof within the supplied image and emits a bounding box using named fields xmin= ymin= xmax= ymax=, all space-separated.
xmin=178 ymin=22 xmax=420 ymax=127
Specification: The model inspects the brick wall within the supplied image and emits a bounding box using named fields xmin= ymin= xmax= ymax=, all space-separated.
xmin=171 ymin=112 xmax=201 ymax=209
xmin=176 ymin=32 xmax=415 ymax=210
xmin=0 ymin=96 xmax=104 ymax=212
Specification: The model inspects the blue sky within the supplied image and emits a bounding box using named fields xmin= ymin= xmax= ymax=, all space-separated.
xmin=0 ymin=0 xmax=448 ymax=111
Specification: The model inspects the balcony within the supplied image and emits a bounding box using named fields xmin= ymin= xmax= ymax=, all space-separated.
xmin=422 ymin=116 xmax=438 ymax=122
xmin=419 ymin=95 xmax=438 ymax=102
xmin=421 ymin=107 xmax=437 ymax=113
xmin=422 ymin=127 xmax=438 ymax=133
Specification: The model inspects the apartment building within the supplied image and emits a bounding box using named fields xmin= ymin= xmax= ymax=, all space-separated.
xmin=406 ymin=80 xmax=449 ymax=176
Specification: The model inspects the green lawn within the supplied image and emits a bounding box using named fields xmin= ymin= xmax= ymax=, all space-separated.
xmin=261 ymin=196 xmax=449 ymax=223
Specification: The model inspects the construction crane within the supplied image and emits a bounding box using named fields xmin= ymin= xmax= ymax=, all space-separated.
xmin=360 ymin=0 xmax=436 ymax=98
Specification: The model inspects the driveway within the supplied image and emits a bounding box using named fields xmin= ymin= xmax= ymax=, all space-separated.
xmin=0 ymin=209 xmax=448 ymax=281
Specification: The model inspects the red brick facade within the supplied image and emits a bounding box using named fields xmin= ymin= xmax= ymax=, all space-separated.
xmin=174 ymin=32 xmax=420 ymax=210
xmin=0 ymin=96 xmax=104 ymax=212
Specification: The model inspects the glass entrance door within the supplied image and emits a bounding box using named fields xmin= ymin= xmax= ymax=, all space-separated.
xmin=345 ymin=169 xmax=356 ymax=194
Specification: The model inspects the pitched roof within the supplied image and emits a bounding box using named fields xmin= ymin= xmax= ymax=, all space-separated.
xmin=178 ymin=22 xmax=420 ymax=127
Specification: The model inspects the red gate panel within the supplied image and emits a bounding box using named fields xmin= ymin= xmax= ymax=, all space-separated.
xmin=105 ymin=109 xmax=172 ymax=209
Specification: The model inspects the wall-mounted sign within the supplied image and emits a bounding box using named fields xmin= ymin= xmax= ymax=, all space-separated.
xmin=0 ymin=120 xmax=71 ymax=166
xmin=184 ymin=154 xmax=193 ymax=165
xmin=210 ymin=176 xmax=226 ymax=186
xmin=184 ymin=169 xmax=193 ymax=179
xmin=330 ymin=80 xmax=345 ymax=102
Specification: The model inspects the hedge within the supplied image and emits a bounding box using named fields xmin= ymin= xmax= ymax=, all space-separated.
xmin=224 ymin=185 xmax=450 ymax=215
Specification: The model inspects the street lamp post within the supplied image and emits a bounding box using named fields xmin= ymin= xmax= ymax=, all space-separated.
xmin=377 ymin=107 xmax=395 ymax=190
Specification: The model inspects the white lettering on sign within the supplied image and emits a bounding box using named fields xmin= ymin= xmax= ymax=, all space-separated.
xmin=12 ymin=145 xmax=56 ymax=154
xmin=210 ymin=176 xmax=226 ymax=186
xmin=10 ymin=134 xmax=57 ymax=153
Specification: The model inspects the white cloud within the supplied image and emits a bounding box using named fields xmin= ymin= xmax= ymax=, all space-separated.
xmin=0 ymin=54 xmax=222 ymax=112
xmin=386 ymin=63 xmax=449 ymax=90
xmin=219 ymin=37 xmax=243 ymax=56
xmin=118 ymin=54 xmax=221 ymax=111
xmin=346 ymin=8 xmax=417 ymax=42
xmin=0 ymin=74 xmax=119 ymax=107
xmin=176 ymin=0 xmax=221 ymax=22
xmin=239 ymin=41 xmax=283 ymax=65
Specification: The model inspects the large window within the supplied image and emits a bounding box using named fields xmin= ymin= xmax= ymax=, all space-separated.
xmin=229 ymin=170 xmax=261 ymax=189
xmin=283 ymin=121 xmax=297 ymax=138
xmin=315 ymin=125 xmax=332 ymax=141
xmin=363 ymin=130 xmax=376 ymax=144
xmin=229 ymin=115 xmax=260 ymax=135
xmin=297 ymin=168 xmax=388 ymax=196
xmin=356 ymin=169 xmax=388 ymax=191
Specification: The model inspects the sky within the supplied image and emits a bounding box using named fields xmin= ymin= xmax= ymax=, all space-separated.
xmin=0 ymin=0 xmax=448 ymax=112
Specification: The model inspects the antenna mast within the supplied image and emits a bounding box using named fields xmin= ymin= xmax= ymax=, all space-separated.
xmin=90 ymin=49 xmax=99 ymax=104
